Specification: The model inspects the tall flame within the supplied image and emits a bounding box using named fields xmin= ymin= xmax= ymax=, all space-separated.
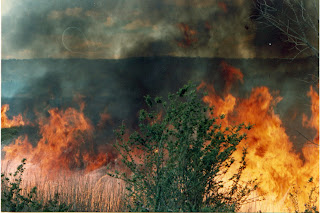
xmin=200 ymin=62 xmax=319 ymax=211
xmin=3 ymin=105 xmax=111 ymax=175
xmin=1 ymin=63 xmax=318 ymax=211
xmin=302 ymin=86 xmax=319 ymax=144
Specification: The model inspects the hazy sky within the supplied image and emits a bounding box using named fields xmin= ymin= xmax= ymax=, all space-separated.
xmin=1 ymin=0 xmax=264 ymax=59
xmin=1 ymin=0 xmax=317 ymax=59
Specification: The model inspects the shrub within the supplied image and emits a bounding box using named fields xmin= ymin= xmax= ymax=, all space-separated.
xmin=110 ymin=83 xmax=257 ymax=212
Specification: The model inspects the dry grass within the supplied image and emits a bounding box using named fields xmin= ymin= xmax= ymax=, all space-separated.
xmin=1 ymin=159 xmax=126 ymax=212
xmin=3 ymin=159 xmax=317 ymax=212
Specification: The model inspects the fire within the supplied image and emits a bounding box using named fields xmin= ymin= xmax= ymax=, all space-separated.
xmin=2 ymin=105 xmax=112 ymax=175
xmin=1 ymin=104 xmax=29 ymax=128
xmin=1 ymin=62 xmax=318 ymax=211
xmin=302 ymin=86 xmax=319 ymax=144
xmin=200 ymin=62 xmax=319 ymax=211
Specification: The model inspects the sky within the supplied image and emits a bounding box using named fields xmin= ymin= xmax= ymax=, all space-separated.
xmin=4 ymin=0 xmax=315 ymax=59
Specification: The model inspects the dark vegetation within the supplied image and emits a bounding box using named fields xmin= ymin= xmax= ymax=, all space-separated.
xmin=2 ymin=56 xmax=317 ymax=152
xmin=109 ymin=83 xmax=257 ymax=212
xmin=1 ymin=0 xmax=318 ymax=211
xmin=2 ymin=84 xmax=258 ymax=212
xmin=2 ymin=84 xmax=319 ymax=212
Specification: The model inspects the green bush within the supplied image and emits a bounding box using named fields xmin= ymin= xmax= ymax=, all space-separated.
xmin=1 ymin=159 xmax=72 ymax=212
xmin=110 ymin=83 xmax=257 ymax=212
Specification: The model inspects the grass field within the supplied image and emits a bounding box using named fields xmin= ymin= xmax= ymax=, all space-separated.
xmin=1 ymin=159 xmax=126 ymax=212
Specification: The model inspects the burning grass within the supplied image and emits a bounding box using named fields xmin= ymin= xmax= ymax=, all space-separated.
xmin=1 ymin=65 xmax=318 ymax=211
xmin=1 ymin=102 xmax=124 ymax=211
xmin=200 ymin=81 xmax=319 ymax=212
xmin=2 ymin=105 xmax=113 ymax=174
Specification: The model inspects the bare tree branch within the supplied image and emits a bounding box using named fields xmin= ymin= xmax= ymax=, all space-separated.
xmin=253 ymin=0 xmax=319 ymax=58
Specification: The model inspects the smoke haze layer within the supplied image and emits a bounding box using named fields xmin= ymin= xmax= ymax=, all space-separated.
xmin=2 ymin=56 xmax=318 ymax=152
xmin=2 ymin=0 xmax=318 ymax=59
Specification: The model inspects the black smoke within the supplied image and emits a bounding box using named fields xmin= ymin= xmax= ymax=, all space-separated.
xmin=2 ymin=56 xmax=318 ymax=152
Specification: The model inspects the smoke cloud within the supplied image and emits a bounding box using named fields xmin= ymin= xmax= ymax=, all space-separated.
xmin=1 ymin=0 xmax=318 ymax=157
xmin=4 ymin=0 xmax=311 ymax=59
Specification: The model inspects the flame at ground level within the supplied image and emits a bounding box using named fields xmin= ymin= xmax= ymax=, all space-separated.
xmin=200 ymin=82 xmax=319 ymax=211
xmin=1 ymin=69 xmax=319 ymax=211
xmin=2 ymin=105 xmax=114 ymax=175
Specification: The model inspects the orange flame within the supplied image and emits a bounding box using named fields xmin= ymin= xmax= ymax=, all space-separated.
xmin=1 ymin=104 xmax=29 ymax=128
xmin=200 ymin=63 xmax=319 ymax=211
xmin=1 ymin=63 xmax=318 ymax=211
xmin=300 ymin=86 xmax=319 ymax=209
xmin=3 ymin=105 xmax=111 ymax=175
xmin=302 ymin=86 xmax=319 ymax=144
